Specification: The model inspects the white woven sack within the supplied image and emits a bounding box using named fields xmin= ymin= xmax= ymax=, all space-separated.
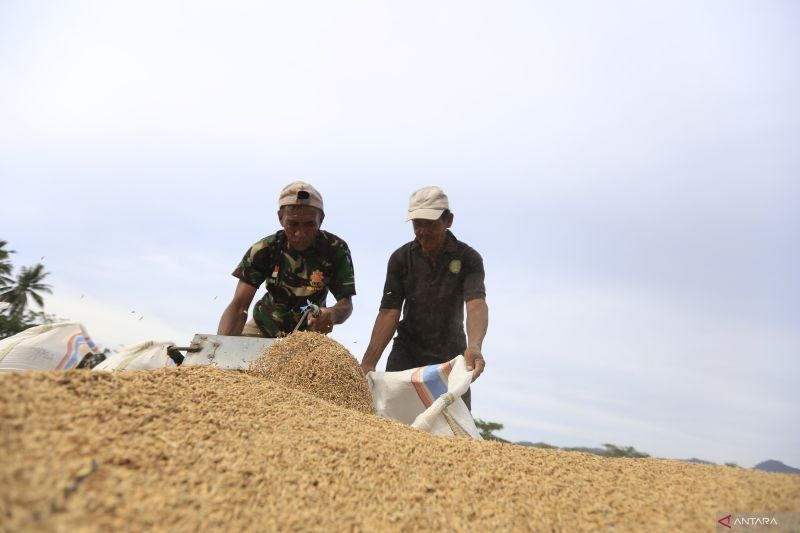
xmin=0 ymin=322 xmax=98 ymax=372
xmin=367 ymin=355 xmax=482 ymax=439
xmin=93 ymin=340 xmax=176 ymax=372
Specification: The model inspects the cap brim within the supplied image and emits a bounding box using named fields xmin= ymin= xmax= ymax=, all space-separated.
xmin=406 ymin=208 xmax=444 ymax=221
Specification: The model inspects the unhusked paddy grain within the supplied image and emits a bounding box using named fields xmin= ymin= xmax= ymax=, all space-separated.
xmin=1 ymin=367 xmax=798 ymax=532
xmin=247 ymin=331 xmax=374 ymax=415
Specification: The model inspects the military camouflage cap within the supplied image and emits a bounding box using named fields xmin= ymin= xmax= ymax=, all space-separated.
xmin=279 ymin=181 xmax=324 ymax=213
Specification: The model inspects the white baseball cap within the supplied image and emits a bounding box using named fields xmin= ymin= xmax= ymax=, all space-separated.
xmin=406 ymin=186 xmax=449 ymax=221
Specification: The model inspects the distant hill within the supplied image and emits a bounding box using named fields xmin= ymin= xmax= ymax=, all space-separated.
xmin=754 ymin=460 xmax=800 ymax=474
xmin=684 ymin=458 xmax=715 ymax=465
xmin=517 ymin=441 xmax=557 ymax=449
xmin=563 ymin=446 xmax=612 ymax=455
xmin=516 ymin=443 xmax=799 ymax=472
xmin=516 ymin=441 xmax=607 ymax=455
xmin=516 ymin=442 xmax=647 ymax=458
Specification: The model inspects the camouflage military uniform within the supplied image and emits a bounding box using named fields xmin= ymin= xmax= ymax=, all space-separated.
xmin=233 ymin=230 xmax=356 ymax=337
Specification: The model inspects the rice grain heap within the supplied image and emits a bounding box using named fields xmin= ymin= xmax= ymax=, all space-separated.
xmin=2 ymin=367 xmax=799 ymax=532
xmin=247 ymin=331 xmax=374 ymax=415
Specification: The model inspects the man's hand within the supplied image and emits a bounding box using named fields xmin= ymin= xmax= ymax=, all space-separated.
xmin=464 ymin=346 xmax=485 ymax=381
xmin=307 ymin=307 xmax=335 ymax=334
xmin=360 ymin=362 xmax=376 ymax=376
xmin=464 ymin=298 xmax=488 ymax=381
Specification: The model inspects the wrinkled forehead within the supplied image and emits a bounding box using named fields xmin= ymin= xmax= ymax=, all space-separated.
xmin=280 ymin=205 xmax=323 ymax=221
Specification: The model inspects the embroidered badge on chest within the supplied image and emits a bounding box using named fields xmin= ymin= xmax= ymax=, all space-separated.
xmin=449 ymin=259 xmax=461 ymax=274
xmin=310 ymin=269 xmax=325 ymax=289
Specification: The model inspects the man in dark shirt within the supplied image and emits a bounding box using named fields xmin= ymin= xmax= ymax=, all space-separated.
xmin=218 ymin=181 xmax=355 ymax=337
xmin=360 ymin=186 xmax=488 ymax=408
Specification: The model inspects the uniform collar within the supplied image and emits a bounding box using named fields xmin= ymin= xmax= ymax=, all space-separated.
xmin=278 ymin=229 xmax=327 ymax=254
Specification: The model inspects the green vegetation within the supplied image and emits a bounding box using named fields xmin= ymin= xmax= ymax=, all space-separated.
xmin=0 ymin=240 xmax=14 ymax=286
xmin=0 ymin=240 xmax=58 ymax=339
xmin=598 ymin=443 xmax=650 ymax=458
xmin=536 ymin=442 xmax=651 ymax=458
xmin=475 ymin=420 xmax=649 ymax=458
xmin=474 ymin=419 xmax=509 ymax=442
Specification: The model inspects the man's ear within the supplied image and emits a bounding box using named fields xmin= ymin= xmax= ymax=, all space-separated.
xmin=445 ymin=213 xmax=454 ymax=228
xmin=277 ymin=208 xmax=284 ymax=226
xmin=318 ymin=211 xmax=325 ymax=226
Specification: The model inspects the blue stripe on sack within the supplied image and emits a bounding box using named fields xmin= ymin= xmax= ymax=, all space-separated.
xmin=65 ymin=336 xmax=85 ymax=368
xmin=66 ymin=335 xmax=96 ymax=369
xmin=422 ymin=364 xmax=448 ymax=399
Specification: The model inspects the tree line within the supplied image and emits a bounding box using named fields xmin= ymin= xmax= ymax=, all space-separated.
xmin=475 ymin=418 xmax=651 ymax=459
xmin=0 ymin=240 xmax=56 ymax=339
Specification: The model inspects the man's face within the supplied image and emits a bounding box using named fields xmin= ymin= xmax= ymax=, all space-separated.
xmin=412 ymin=213 xmax=452 ymax=256
xmin=279 ymin=206 xmax=323 ymax=251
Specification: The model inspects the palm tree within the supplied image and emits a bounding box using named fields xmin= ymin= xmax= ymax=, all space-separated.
xmin=0 ymin=263 xmax=52 ymax=318
xmin=0 ymin=240 xmax=14 ymax=287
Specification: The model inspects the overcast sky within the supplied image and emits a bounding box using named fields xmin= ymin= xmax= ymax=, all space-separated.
xmin=1 ymin=0 xmax=798 ymax=468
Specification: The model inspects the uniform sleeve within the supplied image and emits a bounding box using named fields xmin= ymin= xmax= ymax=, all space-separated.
xmin=462 ymin=247 xmax=486 ymax=302
xmin=328 ymin=240 xmax=357 ymax=300
xmin=232 ymin=239 xmax=270 ymax=289
xmin=379 ymin=248 xmax=406 ymax=309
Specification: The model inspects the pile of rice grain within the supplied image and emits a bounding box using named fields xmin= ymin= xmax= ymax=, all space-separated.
xmin=2 ymin=367 xmax=799 ymax=532
xmin=247 ymin=331 xmax=374 ymax=415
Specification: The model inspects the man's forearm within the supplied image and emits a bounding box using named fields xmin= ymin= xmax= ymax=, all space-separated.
xmin=330 ymin=297 xmax=353 ymax=324
xmin=362 ymin=308 xmax=401 ymax=368
xmin=218 ymin=304 xmax=248 ymax=336
xmin=466 ymin=298 xmax=488 ymax=350
xmin=218 ymin=281 xmax=257 ymax=336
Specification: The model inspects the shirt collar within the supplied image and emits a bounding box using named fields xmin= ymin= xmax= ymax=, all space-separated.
xmin=442 ymin=230 xmax=458 ymax=253
xmin=278 ymin=229 xmax=327 ymax=255
xmin=410 ymin=230 xmax=458 ymax=254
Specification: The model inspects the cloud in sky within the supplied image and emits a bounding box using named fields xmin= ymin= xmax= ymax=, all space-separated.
xmin=1 ymin=0 xmax=798 ymax=467
xmin=482 ymin=279 xmax=800 ymax=465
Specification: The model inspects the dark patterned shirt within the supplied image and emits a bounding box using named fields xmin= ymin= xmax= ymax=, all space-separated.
xmin=380 ymin=230 xmax=485 ymax=365
xmin=233 ymin=230 xmax=356 ymax=337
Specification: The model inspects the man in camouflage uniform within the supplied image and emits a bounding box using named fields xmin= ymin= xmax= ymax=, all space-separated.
xmin=218 ymin=181 xmax=355 ymax=337
xmin=360 ymin=186 xmax=488 ymax=409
